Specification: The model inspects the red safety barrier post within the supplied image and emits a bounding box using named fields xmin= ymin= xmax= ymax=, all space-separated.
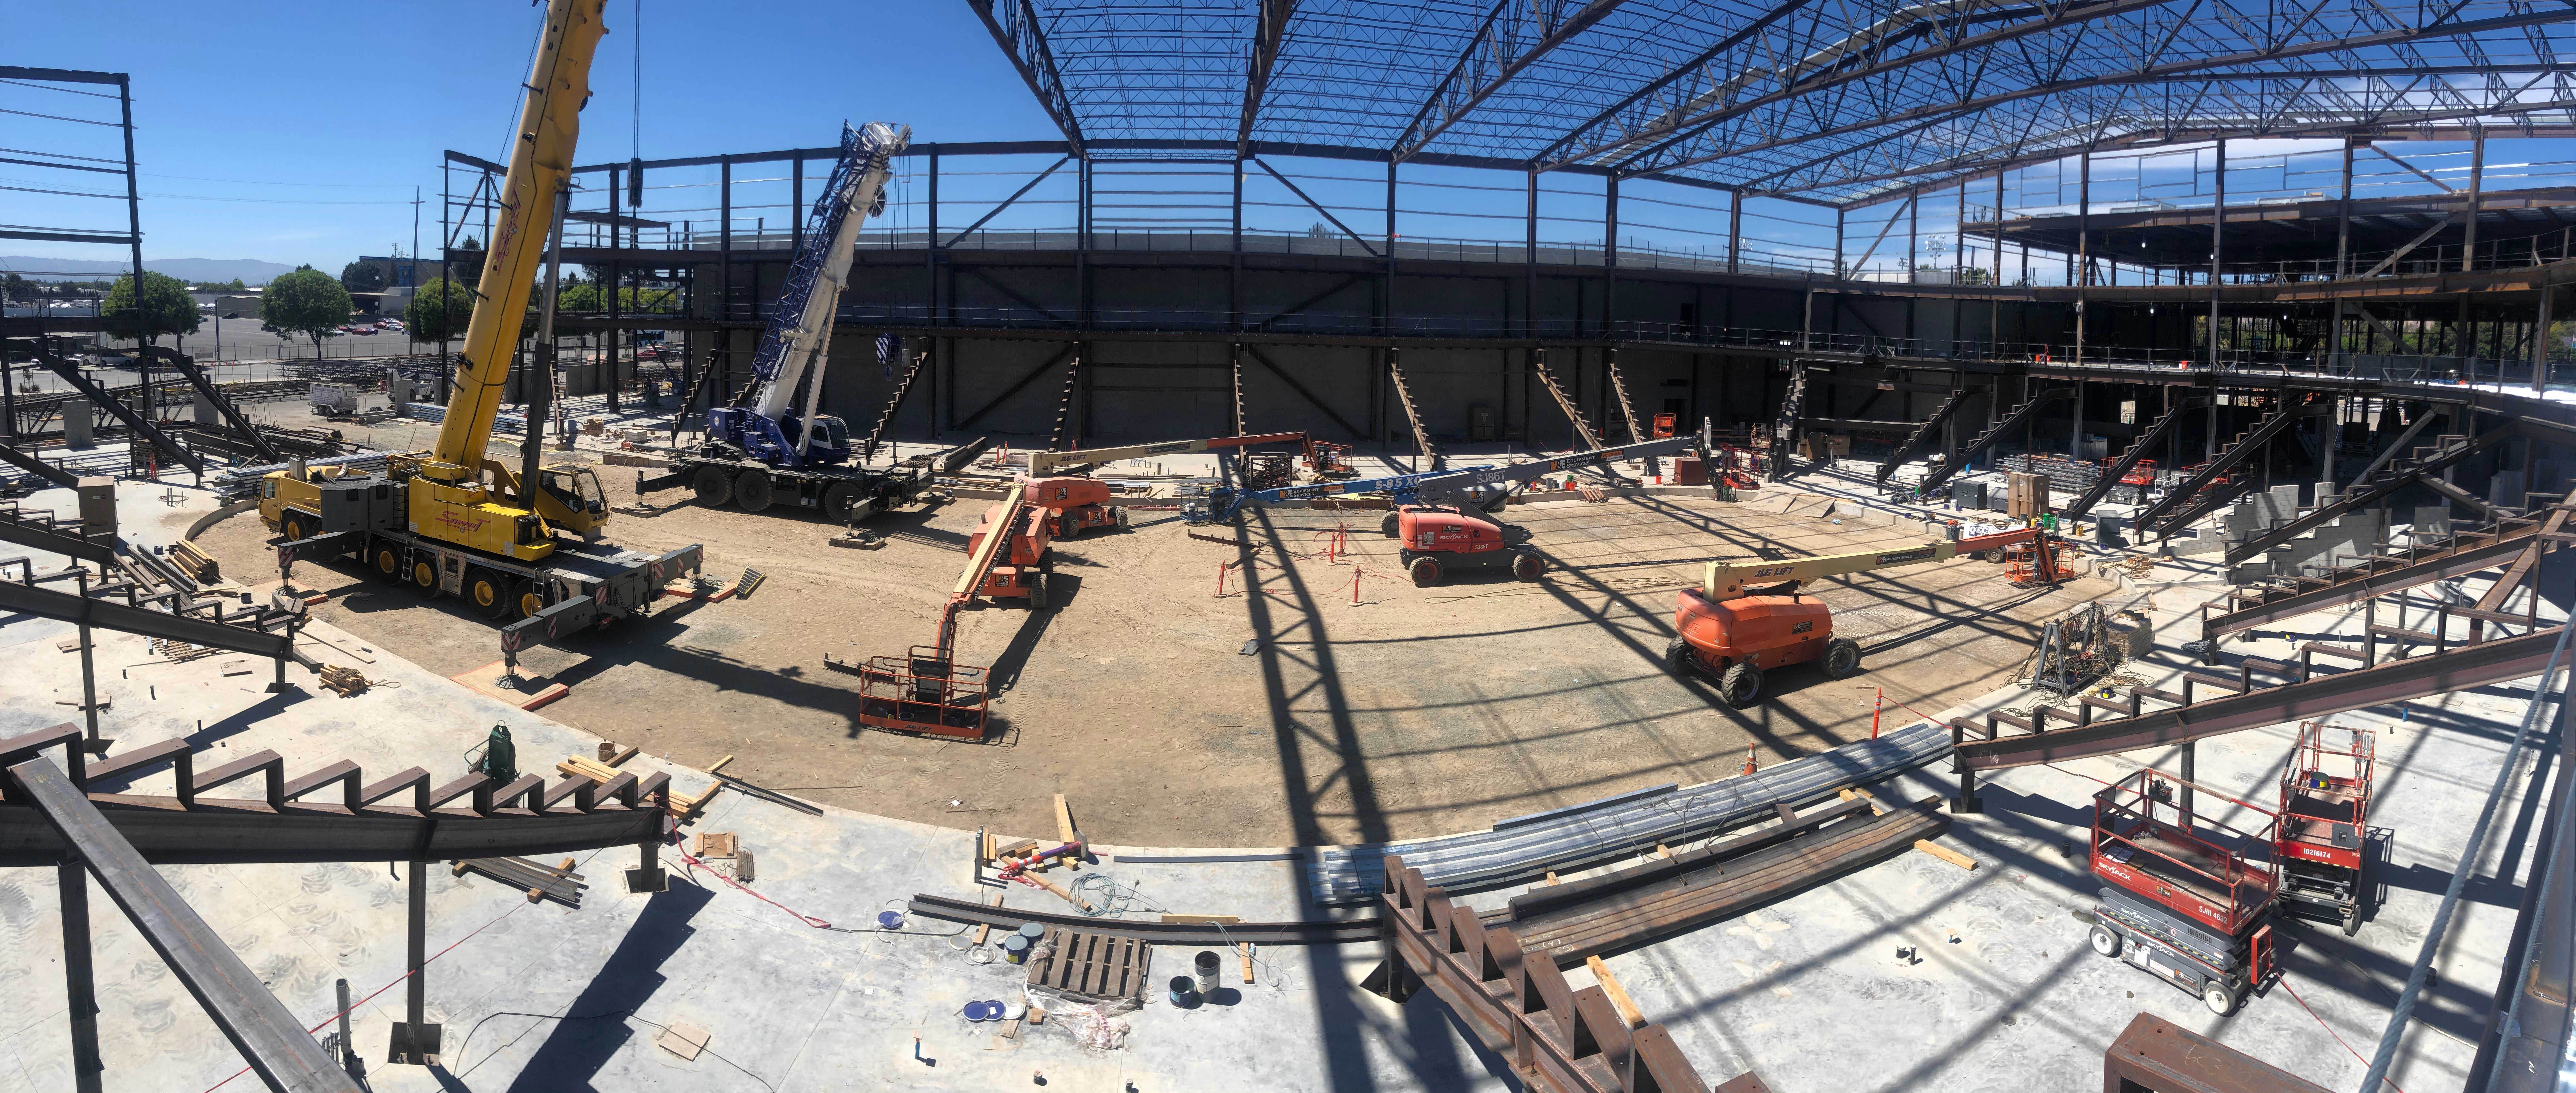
xmin=1871 ymin=687 xmax=1883 ymax=739
xmin=1215 ymin=562 xmax=1228 ymax=598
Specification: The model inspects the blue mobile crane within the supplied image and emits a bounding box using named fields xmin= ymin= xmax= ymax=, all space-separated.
xmin=647 ymin=122 xmax=990 ymax=520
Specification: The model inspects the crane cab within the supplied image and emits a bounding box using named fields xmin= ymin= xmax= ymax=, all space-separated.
xmin=530 ymin=465 xmax=610 ymax=539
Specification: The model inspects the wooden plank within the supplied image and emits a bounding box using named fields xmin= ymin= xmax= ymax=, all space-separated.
xmin=1914 ymin=839 xmax=1978 ymax=870
xmin=1586 ymin=955 xmax=1648 ymax=1029
xmin=1054 ymin=793 xmax=1078 ymax=844
xmin=1240 ymin=943 xmax=1255 ymax=985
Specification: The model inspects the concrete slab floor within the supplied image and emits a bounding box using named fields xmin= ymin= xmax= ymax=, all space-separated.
xmin=0 ymin=475 xmax=2552 ymax=1092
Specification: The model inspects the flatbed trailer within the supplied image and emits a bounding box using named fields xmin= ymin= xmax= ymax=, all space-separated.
xmin=2086 ymin=767 xmax=2281 ymax=1015
xmin=645 ymin=436 xmax=991 ymax=523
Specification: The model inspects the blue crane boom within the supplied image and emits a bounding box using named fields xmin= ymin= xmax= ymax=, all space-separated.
xmin=705 ymin=121 xmax=908 ymax=468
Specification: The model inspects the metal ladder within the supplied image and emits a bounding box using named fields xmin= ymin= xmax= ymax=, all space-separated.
xmin=858 ymin=351 xmax=927 ymax=464
xmin=1386 ymin=352 xmax=1440 ymax=472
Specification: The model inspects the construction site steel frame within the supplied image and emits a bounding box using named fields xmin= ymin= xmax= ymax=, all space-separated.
xmin=414 ymin=0 xmax=2576 ymax=458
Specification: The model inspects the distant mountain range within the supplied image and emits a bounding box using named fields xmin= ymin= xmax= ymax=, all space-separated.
xmin=0 ymin=256 xmax=298 ymax=285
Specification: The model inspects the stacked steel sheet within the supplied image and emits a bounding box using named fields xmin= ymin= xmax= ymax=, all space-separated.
xmin=1305 ymin=720 xmax=1950 ymax=904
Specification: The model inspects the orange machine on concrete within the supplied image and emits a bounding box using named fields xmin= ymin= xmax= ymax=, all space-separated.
xmin=1666 ymin=526 xmax=2060 ymax=705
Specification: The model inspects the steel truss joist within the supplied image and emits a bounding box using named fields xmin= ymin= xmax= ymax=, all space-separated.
xmin=1378 ymin=855 xmax=1756 ymax=1093
xmin=1955 ymin=626 xmax=2565 ymax=772
xmin=1393 ymin=0 xmax=1627 ymax=162
xmin=2202 ymin=517 xmax=2546 ymax=639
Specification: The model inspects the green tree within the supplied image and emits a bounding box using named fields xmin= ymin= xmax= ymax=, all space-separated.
xmin=102 ymin=270 xmax=201 ymax=346
xmin=262 ymin=268 xmax=354 ymax=357
xmin=406 ymin=277 xmax=474 ymax=341
xmin=339 ymin=259 xmax=387 ymax=292
xmin=194 ymin=277 xmax=246 ymax=292
xmin=556 ymin=282 xmax=602 ymax=313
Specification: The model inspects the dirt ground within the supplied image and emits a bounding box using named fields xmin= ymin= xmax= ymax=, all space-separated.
xmin=192 ymin=440 xmax=2110 ymax=848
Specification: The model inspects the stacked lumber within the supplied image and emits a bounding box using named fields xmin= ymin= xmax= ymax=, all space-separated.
xmin=316 ymin=665 xmax=368 ymax=697
xmin=453 ymin=855 xmax=585 ymax=907
xmin=555 ymin=749 xmax=717 ymax=818
xmin=170 ymin=539 xmax=220 ymax=583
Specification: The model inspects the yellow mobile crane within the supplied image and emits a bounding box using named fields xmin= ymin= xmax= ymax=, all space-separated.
xmin=259 ymin=0 xmax=702 ymax=639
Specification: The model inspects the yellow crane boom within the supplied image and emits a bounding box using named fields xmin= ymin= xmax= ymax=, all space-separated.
xmin=424 ymin=0 xmax=606 ymax=480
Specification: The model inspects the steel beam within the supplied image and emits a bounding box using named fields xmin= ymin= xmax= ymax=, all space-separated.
xmin=2206 ymin=533 xmax=2538 ymax=640
xmin=1237 ymin=0 xmax=1298 ymax=157
xmin=0 ymin=569 xmax=291 ymax=659
xmin=31 ymin=351 xmax=205 ymax=474
xmin=7 ymin=755 xmax=361 ymax=1093
xmin=2136 ymin=403 xmax=2327 ymax=534
xmin=0 ymin=514 xmax=117 ymax=565
xmin=2063 ymin=397 xmax=2203 ymax=520
xmin=0 ymin=441 xmax=79 ymax=488
xmin=964 ymin=0 xmax=1085 ymax=155
xmin=1392 ymin=0 xmax=1627 ymax=161
xmin=145 ymin=348 xmax=279 ymax=463
xmin=0 ymin=788 xmax=668 ymax=866
xmin=1956 ymin=627 xmax=2564 ymax=771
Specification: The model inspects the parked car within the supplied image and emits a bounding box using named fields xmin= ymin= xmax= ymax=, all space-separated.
xmin=259 ymin=324 xmax=276 ymax=332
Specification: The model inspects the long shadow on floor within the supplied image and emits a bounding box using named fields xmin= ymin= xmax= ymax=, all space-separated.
xmin=502 ymin=881 xmax=715 ymax=1092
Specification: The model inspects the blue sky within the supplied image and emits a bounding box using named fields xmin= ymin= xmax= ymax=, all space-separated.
xmin=3 ymin=1 xmax=1058 ymax=272
xmin=9 ymin=3 xmax=2573 ymax=286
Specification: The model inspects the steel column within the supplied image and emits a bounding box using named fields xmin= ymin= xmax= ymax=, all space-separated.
xmin=388 ymin=863 xmax=437 ymax=1065
xmin=61 ymin=859 xmax=101 ymax=1093
xmin=2210 ymin=138 xmax=2226 ymax=369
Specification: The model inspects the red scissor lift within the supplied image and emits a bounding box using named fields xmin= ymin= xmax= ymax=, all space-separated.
xmin=2276 ymin=722 xmax=2375 ymax=936
xmin=2087 ymin=769 xmax=2282 ymax=1015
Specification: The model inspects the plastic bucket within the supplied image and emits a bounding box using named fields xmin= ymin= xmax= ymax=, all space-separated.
xmin=1019 ymin=922 xmax=1046 ymax=943
xmin=1194 ymin=950 xmax=1221 ymax=993
xmin=1003 ymin=934 xmax=1030 ymax=964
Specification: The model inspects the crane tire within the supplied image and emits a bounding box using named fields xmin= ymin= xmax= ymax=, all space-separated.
xmin=691 ymin=466 xmax=732 ymax=507
xmin=465 ymin=568 xmax=510 ymax=620
xmin=372 ymin=541 xmax=404 ymax=582
xmin=733 ymin=470 xmax=775 ymax=513
xmin=1511 ymin=552 xmax=1544 ymax=581
xmin=280 ymin=512 xmax=311 ymax=543
xmin=822 ymin=482 xmax=860 ymax=523
xmin=1719 ymin=662 xmax=1763 ymax=707
xmin=511 ymin=579 xmax=546 ymax=621
xmin=1821 ymin=637 xmax=1863 ymax=679
xmin=1115 ymin=506 xmax=1130 ymax=530
xmin=1381 ymin=510 xmax=1402 ymax=537
xmin=1408 ymin=555 xmax=1443 ymax=587
xmin=1029 ymin=573 xmax=1052 ymax=610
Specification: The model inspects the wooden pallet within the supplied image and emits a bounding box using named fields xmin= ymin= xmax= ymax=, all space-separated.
xmin=1029 ymin=928 xmax=1152 ymax=1002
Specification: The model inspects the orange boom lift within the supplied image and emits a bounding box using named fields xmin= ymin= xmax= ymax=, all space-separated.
xmin=828 ymin=478 xmax=1102 ymax=739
